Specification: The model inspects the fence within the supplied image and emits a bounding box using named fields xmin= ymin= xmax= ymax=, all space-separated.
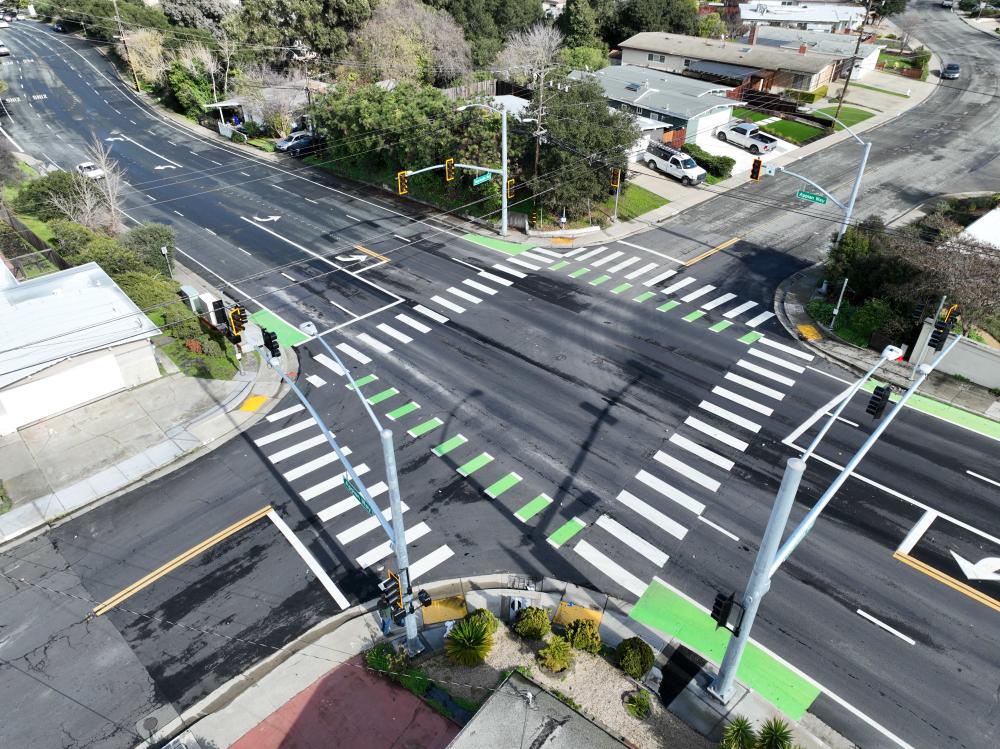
xmin=914 ymin=320 xmax=1000 ymax=389
xmin=441 ymin=79 xmax=497 ymax=102
xmin=0 ymin=202 xmax=68 ymax=280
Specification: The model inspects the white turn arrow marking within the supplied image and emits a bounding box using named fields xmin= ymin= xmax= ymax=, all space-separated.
xmin=336 ymin=254 xmax=366 ymax=262
xmin=253 ymin=215 xmax=281 ymax=222
xmin=154 ymin=165 xmax=178 ymax=171
xmin=950 ymin=551 xmax=1000 ymax=581
xmin=104 ymin=136 xmax=125 ymax=142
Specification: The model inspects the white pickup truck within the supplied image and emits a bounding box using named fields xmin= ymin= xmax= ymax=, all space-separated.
xmin=714 ymin=121 xmax=779 ymax=154
xmin=643 ymin=144 xmax=706 ymax=186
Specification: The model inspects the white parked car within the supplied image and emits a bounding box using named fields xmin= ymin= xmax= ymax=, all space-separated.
xmin=0 ymin=20 xmax=10 ymax=28
xmin=644 ymin=143 xmax=706 ymax=186
xmin=0 ymin=43 xmax=9 ymax=56
xmin=76 ymin=162 xmax=105 ymax=180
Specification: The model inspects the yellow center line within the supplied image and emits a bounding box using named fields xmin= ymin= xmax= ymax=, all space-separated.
xmin=893 ymin=552 xmax=1000 ymax=614
xmin=354 ymin=244 xmax=390 ymax=263
xmin=93 ymin=506 xmax=272 ymax=617
xmin=684 ymin=236 xmax=740 ymax=267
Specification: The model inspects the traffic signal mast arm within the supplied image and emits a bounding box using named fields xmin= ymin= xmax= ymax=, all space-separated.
xmin=401 ymin=162 xmax=502 ymax=178
xmin=766 ymin=165 xmax=845 ymax=210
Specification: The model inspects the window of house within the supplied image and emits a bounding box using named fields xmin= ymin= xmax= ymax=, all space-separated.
xmin=683 ymin=59 xmax=692 ymax=68
xmin=791 ymin=73 xmax=812 ymax=90
xmin=646 ymin=53 xmax=665 ymax=63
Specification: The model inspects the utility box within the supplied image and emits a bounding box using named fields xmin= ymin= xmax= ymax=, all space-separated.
xmin=200 ymin=292 xmax=223 ymax=325
xmin=178 ymin=284 xmax=201 ymax=312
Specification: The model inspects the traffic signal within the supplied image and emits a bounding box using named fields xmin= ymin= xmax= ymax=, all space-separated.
xmin=444 ymin=158 xmax=455 ymax=182
xmin=711 ymin=592 xmax=735 ymax=629
xmin=611 ymin=168 xmax=621 ymax=188
xmin=910 ymin=301 xmax=928 ymax=327
xmin=261 ymin=329 xmax=280 ymax=359
xmin=507 ymin=178 xmax=515 ymax=200
xmin=396 ymin=170 xmax=409 ymax=195
xmin=866 ymin=385 xmax=892 ymax=419
xmin=929 ymin=320 xmax=952 ymax=351
xmin=379 ymin=570 xmax=406 ymax=625
xmin=226 ymin=304 xmax=247 ymax=341
xmin=749 ymin=158 xmax=763 ymax=182
xmin=417 ymin=589 xmax=432 ymax=607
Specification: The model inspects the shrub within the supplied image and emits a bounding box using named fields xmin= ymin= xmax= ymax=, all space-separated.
xmin=722 ymin=715 xmax=757 ymax=749
xmin=197 ymin=335 xmax=225 ymax=358
xmin=445 ymin=616 xmax=493 ymax=666
xmin=160 ymin=301 xmax=204 ymax=340
xmin=537 ymin=635 xmax=572 ymax=673
xmin=912 ymin=49 xmax=931 ymax=68
xmin=564 ymin=618 xmax=602 ymax=654
xmin=849 ymin=297 xmax=897 ymax=339
xmin=806 ymin=298 xmax=834 ymax=325
xmin=512 ymin=606 xmax=551 ymax=640
xmin=67 ymin=237 xmax=143 ymax=276
xmin=114 ymin=271 xmax=181 ymax=311
xmin=682 ymin=142 xmax=735 ymax=179
xmin=465 ymin=607 xmax=499 ymax=635
xmin=756 ymin=717 xmax=794 ymax=749
xmin=364 ymin=642 xmax=407 ymax=676
xmin=49 ymin=220 xmax=98 ymax=256
xmin=624 ymin=689 xmax=651 ymax=719
xmin=783 ymin=85 xmax=828 ymax=104
xmin=13 ymin=171 xmax=83 ymax=221
xmin=120 ymin=223 xmax=176 ymax=272
xmin=617 ymin=636 xmax=654 ymax=679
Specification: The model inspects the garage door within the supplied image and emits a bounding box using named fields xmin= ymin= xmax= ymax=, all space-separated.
xmin=691 ymin=109 xmax=733 ymax=143
xmin=0 ymin=355 xmax=125 ymax=434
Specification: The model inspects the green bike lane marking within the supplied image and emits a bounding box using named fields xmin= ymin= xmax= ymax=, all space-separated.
xmin=346 ymin=374 xmax=378 ymax=390
xmin=367 ymin=388 xmax=399 ymax=405
xmin=249 ymin=310 xmax=310 ymax=347
xmin=547 ymin=517 xmax=586 ymax=548
xmin=589 ymin=275 xmax=611 ymax=286
xmin=408 ymin=417 xmax=443 ymax=438
xmin=658 ymin=300 xmax=680 ymax=312
xmin=386 ymin=402 xmax=420 ymax=420
xmin=630 ymin=579 xmax=820 ymax=720
xmin=461 ymin=233 xmax=530 ymax=256
xmin=683 ymin=310 xmax=706 ymax=322
xmin=611 ymin=283 xmax=633 ymax=294
xmin=633 ymin=291 xmax=656 ymax=303
xmin=550 ymin=261 xmax=569 ymax=271
xmin=739 ymin=331 xmax=763 ymax=344
xmin=432 ymin=434 xmax=468 ymax=456
xmin=485 ymin=472 xmax=522 ymax=499
xmin=457 ymin=452 xmax=494 ymax=477
xmin=515 ymin=494 xmax=553 ymax=522
xmin=569 ymin=267 xmax=590 ymax=279
xmin=710 ymin=320 xmax=733 ymax=333
xmin=862 ymin=379 xmax=1000 ymax=441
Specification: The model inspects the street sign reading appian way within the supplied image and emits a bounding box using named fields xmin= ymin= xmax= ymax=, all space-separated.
xmin=796 ymin=190 xmax=827 ymax=205
xmin=473 ymin=173 xmax=493 ymax=186
xmin=344 ymin=476 xmax=375 ymax=515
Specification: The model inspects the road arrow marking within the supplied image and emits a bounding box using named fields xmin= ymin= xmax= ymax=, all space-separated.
xmin=253 ymin=215 xmax=281 ymax=222
xmin=154 ymin=165 xmax=178 ymax=170
xmin=950 ymin=551 xmax=1000 ymax=581
xmin=104 ymin=136 xmax=124 ymax=142
xmin=336 ymin=254 xmax=366 ymax=262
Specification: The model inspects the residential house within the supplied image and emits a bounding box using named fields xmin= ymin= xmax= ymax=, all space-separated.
xmin=739 ymin=2 xmax=866 ymax=33
xmin=740 ymin=24 xmax=881 ymax=79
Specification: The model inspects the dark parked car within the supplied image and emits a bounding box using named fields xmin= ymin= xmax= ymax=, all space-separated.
xmin=942 ymin=63 xmax=961 ymax=80
xmin=287 ymin=133 xmax=318 ymax=157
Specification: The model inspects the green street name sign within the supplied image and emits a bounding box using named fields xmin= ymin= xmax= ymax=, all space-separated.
xmin=344 ymin=476 xmax=375 ymax=515
xmin=796 ymin=190 xmax=827 ymax=205
xmin=472 ymin=173 xmax=493 ymax=186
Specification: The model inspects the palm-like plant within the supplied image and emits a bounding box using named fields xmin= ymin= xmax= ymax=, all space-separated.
xmin=721 ymin=715 xmax=757 ymax=749
xmin=444 ymin=616 xmax=493 ymax=666
xmin=756 ymin=717 xmax=793 ymax=749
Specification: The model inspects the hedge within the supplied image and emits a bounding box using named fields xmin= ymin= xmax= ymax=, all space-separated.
xmin=784 ymin=84 xmax=829 ymax=104
xmin=681 ymin=143 xmax=735 ymax=180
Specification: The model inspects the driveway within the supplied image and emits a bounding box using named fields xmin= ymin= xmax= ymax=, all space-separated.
xmin=695 ymin=129 xmax=797 ymax=175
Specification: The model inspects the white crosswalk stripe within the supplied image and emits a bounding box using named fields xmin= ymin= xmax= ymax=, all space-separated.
xmin=530 ymin=248 xmax=562 ymax=259
xmin=409 ymin=545 xmax=455 ymax=581
xmin=758 ymin=337 xmax=814 ymax=361
xmin=684 ymin=416 xmax=749 ymax=451
xmin=283 ymin=447 xmax=353 ymax=482
xmin=337 ymin=342 xmax=372 ymax=365
xmin=313 ymin=354 xmax=345 ymax=377
xmin=491 ymin=263 xmax=527 ymax=279
xmin=337 ymin=502 xmax=409 ymax=544
xmin=413 ymin=304 xmax=449 ymax=323
xmin=563 ymin=247 xmax=589 ymax=258
xmin=711 ymin=387 xmax=774 ymax=416
xmin=735 ymin=359 xmax=796 ymax=387
xmin=576 ymin=246 xmax=608 ymax=261
xmin=431 ymin=295 xmax=466 ymax=314
xmin=478 ymin=271 xmax=514 ymax=286
xmin=505 ymin=256 xmax=541 ymax=270
xmin=616 ymin=490 xmax=688 ymax=540
xmin=606 ymin=256 xmax=641 ymax=273
xmin=376 ymin=324 xmax=412 ymax=344
xmin=746 ymin=311 xmax=776 ymax=327
xmin=643 ymin=269 xmax=678 ymax=287
xmin=724 ymin=372 xmax=785 ymax=401
xmin=573 ymin=540 xmax=648 ymax=598
xmin=356 ymin=523 xmax=432 ymax=568
xmin=302 ymin=465 xmax=372 ymax=502
xmin=595 ymin=515 xmax=669 ymax=567
xmin=698 ymin=400 xmax=762 ymax=433
xmin=635 ymin=470 xmax=706 ymax=514
xmin=625 ymin=262 xmax=658 ymax=279
xmin=356 ymin=332 xmax=393 ymax=354
xmin=701 ymin=292 xmax=737 ymax=310
xmin=395 ymin=314 xmax=432 ymax=334
xmin=268 ymin=511 xmax=350 ymax=610
xmin=591 ymin=251 xmax=624 ymax=267
xmin=317 ymin=480 xmax=387 ymax=521
xmin=462 ymin=278 xmax=498 ymax=295
xmin=268 ymin=433 xmax=327 ymax=463
xmin=520 ymin=251 xmax=551 ymax=263
xmin=680 ymin=284 xmax=717 ymax=303
xmin=653 ymin=451 xmax=721 ymax=493
xmin=663 ymin=277 xmax=697 ymax=294
xmin=724 ymin=300 xmax=758 ymax=318
xmin=747 ymin=347 xmax=805 ymax=373
xmin=255 ymin=418 xmax=316 ymax=446
xmin=447 ymin=287 xmax=482 ymax=304
xmin=669 ymin=433 xmax=735 ymax=471
xmin=266 ymin=404 xmax=305 ymax=422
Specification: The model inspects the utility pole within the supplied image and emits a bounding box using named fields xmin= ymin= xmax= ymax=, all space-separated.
xmin=910 ymin=294 xmax=947 ymax=378
xmin=533 ymin=69 xmax=548 ymax=182
xmin=111 ymin=0 xmax=142 ymax=93
xmin=833 ymin=0 xmax=873 ymax=125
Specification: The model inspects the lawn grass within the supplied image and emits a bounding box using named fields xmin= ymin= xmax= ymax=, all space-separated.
xmin=759 ymin=119 xmax=826 ymax=145
xmin=705 ymin=172 xmax=726 ymax=185
xmin=16 ymin=161 xmax=38 ymax=178
xmin=161 ymin=340 xmax=239 ymax=380
xmin=733 ymin=107 xmax=768 ymax=122
xmin=847 ymin=81 xmax=910 ymax=98
xmin=602 ymin=183 xmax=668 ymax=221
xmin=17 ymin=213 xmax=55 ymax=245
xmin=878 ymin=51 xmax=917 ymax=69
xmin=816 ymin=106 xmax=876 ymax=129
xmin=247 ymin=138 xmax=275 ymax=152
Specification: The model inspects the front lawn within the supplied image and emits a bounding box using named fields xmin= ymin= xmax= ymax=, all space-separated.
xmin=732 ymin=107 xmax=768 ymax=122
xmin=759 ymin=119 xmax=827 ymax=145
xmin=878 ymin=51 xmax=918 ymax=69
xmin=602 ymin=183 xmax=668 ymax=221
xmin=816 ymin=106 xmax=875 ymax=129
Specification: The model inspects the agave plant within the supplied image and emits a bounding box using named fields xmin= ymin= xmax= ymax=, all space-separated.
xmin=444 ymin=616 xmax=493 ymax=666
xmin=756 ymin=717 xmax=793 ymax=749
xmin=721 ymin=715 xmax=756 ymax=749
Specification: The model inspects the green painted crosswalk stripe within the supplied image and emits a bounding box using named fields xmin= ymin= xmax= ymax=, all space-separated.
xmin=589 ymin=275 xmax=611 ymax=286
xmin=408 ymin=417 xmax=442 ymax=438
xmin=485 ymin=472 xmax=523 ymax=499
xmin=569 ymin=267 xmax=590 ymax=278
xmin=740 ymin=331 xmax=763 ymax=344
xmin=547 ymin=517 xmax=586 ymax=548
xmin=658 ymin=300 xmax=680 ymax=312
xmin=347 ymin=374 xmax=378 ymax=390
xmin=432 ymin=434 xmax=468 ymax=457
xmin=611 ymin=283 xmax=632 ymax=294
xmin=683 ymin=310 xmax=706 ymax=322
xmin=633 ymin=291 xmax=655 ymax=303
xmin=515 ymin=494 xmax=553 ymax=522
xmin=709 ymin=320 xmax=733 ymax=332
xmin=457 ymin=452 xmax=494 ymax=476
xmin=549 ymin=261 xmax=569 ymax=271
xmin=386 ymin=401 xmax=420 ymax=420
xmin=367 ymin=387 xmax=399 ymax=405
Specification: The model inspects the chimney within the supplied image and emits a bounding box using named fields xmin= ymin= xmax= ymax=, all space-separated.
xmin=748 ymin=24 xmax=758 ymax=46
xmin=799 ymin=44 xmax=807 ymax=55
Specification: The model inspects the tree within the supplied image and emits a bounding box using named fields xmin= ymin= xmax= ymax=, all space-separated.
xmin=494 ymin=22 xmax=563 ymax=84
xmin=609 ymin=0 xmax=700 ymax=42
xmin=117 ymin=29 xmax=168 ymax=87
xmin=177 ymin=44 xmax=221 ymax=103
xmin=120 ymin=223 xmax=177 ymax=271
xmin=871 ymin=0 xmax=908 ymax=24
xmin=47 ymin=174 xmax=108 ymax=231
xmin=428 ymin=0 xmax=543 ymax=66
xmin=86 ymin=138 xmax=126 ymax=234
xmin=0 ymin=141 xmax=23 ymax=187
xmin=559 ymin=0 xmax=600 ymax=48
xmin=160 ymin=0 xmax=236 ymax=37
xmin=13 ymin=171 xmax=82 ymax=221
xmin=560 ymin=46 xmax=608 ymax=72
xmin=237 ymin=66 xmax=305 ymax=137
xmin=697 ymin=11 xmax=726 ymax=39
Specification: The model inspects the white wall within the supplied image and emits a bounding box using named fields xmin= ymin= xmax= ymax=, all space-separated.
xmin=913 ymin=321 xmax=1000 ymax=389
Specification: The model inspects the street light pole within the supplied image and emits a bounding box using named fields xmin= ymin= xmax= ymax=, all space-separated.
xmin=160 ymin=246 xmax=172 ymax=279
xmin=457 ymin=103 xmax=509 ymax=237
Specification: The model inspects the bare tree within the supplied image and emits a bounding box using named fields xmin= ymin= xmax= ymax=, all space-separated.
xmin=178 ymin=44 xmax=221 ymax=102
xmin=216 ymin=26 xmax=237 ymax=98
xmin=88 ymin=138 xmax=126 ymax=234
xmin=236 ymin=66 xmax=305 ymax=138
xmin=48 ymin=177 xmax=108 ymax=231
xmin=117 ymin=29 xmax=168 ymax=86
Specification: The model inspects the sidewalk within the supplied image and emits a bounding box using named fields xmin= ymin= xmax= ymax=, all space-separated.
xmin=0 ymin=262 xmax=296 ymax=546
xmin=774 ymin=265 xmax=1000 ymax=424
xmin=143 ymin=574 xmax=861 ymax=749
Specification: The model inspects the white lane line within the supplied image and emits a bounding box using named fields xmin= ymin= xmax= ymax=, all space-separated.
xmin=267 ymin=510 xmax=349 ymax=609
xmin=856 ymin=609 xmax=915 ymax=646
xmin=208 ymin=158 xmax=223 ymax=166
xmin=305 ymin=198 xmax=318 ymax=204
xmin=337 ymin=342 xmax=372 ymax=365
xmin=596 ymin=515 xmax=669 ymax=567
xmin=376 ymin=324 xmax=413 ymax=344
xmin=240 ymin=172 xmax=251 ymax=177
xmin=896 ymin=509 xmax=937 ymax=555
xmin=625 ymin=262 xmax=658 ymax=280
xmin=684 ymin=416 xmax=749 ymax=452
xmin=505 ymin=256 xmax=541 ymax=270
xmin=268 ymin=434 xmax=327 ymax=463
xmin=644 ymin=269 xmax=679 ymax=287
xmin=573 ymin=540 xmax=648 ymax=598
xmin=431 ymin=295 xmax=467 ymax=314
xmin=447 ymin=286 xmax=483 ymax=304
xmin=616 ymin=490 xmax=688 ymax=540
xmin=239 ymin=248 xmax=252 ymax=256
xmin=669 ymin=433 xmax=735 ymax=471
xmin=337 ymin=502 xmax=409 ymax=544
xmin=830 ymin=414 xmax=860 ymax=428
xmin=316 ymin=481 xmax=387 ymax=519
xmin=607 ymin=256 xmax=641 ymax=273
xmin=314 ymin=353 xmax=346 ymax=376
xmin=617 ymin=240 xmax=684 ymax=265
xmin=393 ymin=234 xmax=411 ymax=243
xmin=654 ymin=450 xmax=721 ymax=493
xmin=591 ymin=250 xmax=624 ymax=267
xmin=345 ymin=214 xmax=360 ymax=221
xmin=711 ymin=387 xmax=773 ymax=417
xmin=746 ymin=311 xmax=776 ymax=328
xmin=724 ymin=300 xmax=758 ymax=318
xmin=680 ymin=284 xmax=717 ymax=303
xmin=173 ymin=210 xmax=184 ymax=217
xmin=477 ymin=270 xmax=513 ymax=286
xmin=724 ymin=372 xmax=785 ymax=401
xmin=280 ymin=272 xmax=296 ymax=281
xmin=283 ymin=448 xmax=353 ymax=483
xmin=736 ymin=359 xmax=796 ymax=388
xmin=968 ymin=470 xmax=1000 ymax=488
xmin=414 ymin=304 xmax=449 ymax=323
xmin=356 ymin=332 xmax=393 ymax=354
xmin=702 ymin=292 xmax=737 ymax=310
xmin=634 ymin=470 xmax=706 ymax=515
xmin=266 ymin=404 xmax=305 ymax=422
xmin=254 ymin=418 xmax=317 ymax=447
xmin=575 ymin=246 xmax=608 ymax=261
xmin=395 ymin=314 xmax=432 ymax=333
xmin=698 ymin=516 xmax=740 ymax=542
xmin=530 ymin=248 xmax=562 ymax=259
xmin=356 ymin=523 xmax=432 ymax=568
xmin=663 ymin=277 xmax=697 ymax=294
xmin=0 ymin=125 xmax=23 ymax=153
xmin=302 ymin=465 xmax=372 ymax=502
xmin=748 ymin=347 xmax=805 ymax=373
xmin=205 ymin=228 xmax=217 ymax=236
xmin=759 ymin=336 xmax=814 ymax=361
xmin=462 ymin=278 xmax=497 ymax=295
xmin=409 ymin=545 xmax=456 ymax=581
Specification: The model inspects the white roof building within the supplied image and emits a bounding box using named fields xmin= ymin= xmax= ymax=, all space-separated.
xmin=739 ymin=2 xmax=867 ymax=33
